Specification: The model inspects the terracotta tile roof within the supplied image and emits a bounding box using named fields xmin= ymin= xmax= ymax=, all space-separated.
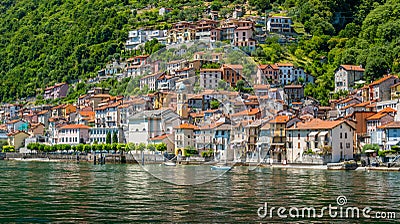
xmin=235 ymin=26 xmax=252 ymax=30
xmin=190 ymin=112 xmax=204 ymax=118
xmin=59 ymin=124 xmax=90 ymax=129
xmin=366 ymin=113 xmax=389 ymax=121
xmin=378 ymin=121 xmax=400 ymax=129
xmin=379 ymin=107 xmax=397 ymax=113
xmin=340 ymin=65 xmax=365 ymax=72
xmin=341 ymin=103 xmax=357 ymax=110
xmin=200 ymin=68 xmax=222 ymax=72
xmin=288 ymin=119 xmax=349 ymax=130
xmin=369 ymin=75 xmax=398 ymax=86
xmin=174 ymin=123 xmax=198 ymax=129
xmin=197 ymin=122 xmax=224 ymax=130
xmin=253 ymin=84 xmax=269 ymax=90
xmin=149 ymin=134 xmax=169 ymax=141
xmin=231 ymin=108 xmax=261 ymax=117
xmin=79 ymin=111 xmax=95 ymax=117
xmin=269 ymin=115 xmax=289 ymax=124
xmin=284 ymin=84 xmax=303 ymax=89
xmin=92 ymin=94 xmax=111 ymax=98
xmin=7 ymin=130 xmax=29 ymax=137
xmin=391 ymin=82 xmax=400 ymax=88
xmin=37 ymin=110 xmax=49 ymax=115
xmin=258 ymin=64 xmax=279 ymax=70
xmin=354 ymin=101 xmax=371 ymax=107
xmin=51 ymin=104 xmax=65 ymax=110
xmin=223 ymin=64 xmax=243 ymax=70
xmin=6 ymin=119 xmax=21 ymax=124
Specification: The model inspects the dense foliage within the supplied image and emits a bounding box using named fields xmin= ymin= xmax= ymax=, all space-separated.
xmin=0 ymin=0 xmax=399 ymax=105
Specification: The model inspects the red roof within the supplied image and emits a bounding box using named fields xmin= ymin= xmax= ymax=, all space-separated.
xmin=369 ymin=75 xmax=398 ymax=86
xmin=340 ymin=65 xmax=365 ymax=72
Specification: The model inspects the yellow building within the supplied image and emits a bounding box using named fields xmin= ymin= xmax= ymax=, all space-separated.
xmin=176 ymin=83 xmax=189 ymax=119
xmin=7 ymin=131 xmax=30 ymax=150
xmin=391 ymin=83 xmax=400 ymax=100
xmin=174 ymin=123 xmax=197 ymax=155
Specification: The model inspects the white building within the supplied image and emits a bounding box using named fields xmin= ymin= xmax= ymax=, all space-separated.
xmin=286 ymin=119 xmax=354 ymax=163
xmin=125 ymin=30 xmax=147 ymax=50
xmin=128 ymin=109 xmax=181 ymax=144
xmin=267 ymin=16 xmax=293 ymax=33
xmin=334 ymin=65 xmax=365 ymax=93
xmin=275 ymin=63 xmax=314 ymax=85
xmin=57 ymin=124 xmax=90 ymax=145
xmin=200 ymin=68 xmax=223 ymax=89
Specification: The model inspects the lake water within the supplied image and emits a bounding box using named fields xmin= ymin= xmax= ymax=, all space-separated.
xmin=0 ymin=161 xmax=399 ymax=223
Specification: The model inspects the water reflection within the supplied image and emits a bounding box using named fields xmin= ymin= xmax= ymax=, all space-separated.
xmin=0 ymin=161 xmax=399 ymax=223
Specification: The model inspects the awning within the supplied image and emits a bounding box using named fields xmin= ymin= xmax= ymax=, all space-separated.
xmin=318 ymin=131 xmax=328 ymax=136
xmin=231 ymin=139 xmax=245 ymax=144
xmin=270 ymin=143 xmax=285 ymax=146
xmin=309 ymin=131 xmax=319 ymax=137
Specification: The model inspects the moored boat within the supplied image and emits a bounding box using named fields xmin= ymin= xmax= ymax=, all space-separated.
xmin=211 ymin=165 xmax=232 ymax=171
xmin=163 ymin=161 xmax=176 ymax=166
xmin=327 ymin=160 xmax=358 ymax=170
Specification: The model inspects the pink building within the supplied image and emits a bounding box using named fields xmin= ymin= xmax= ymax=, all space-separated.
xmin=234 ymin=26 xmax=256 ymax=51
xmin=44 ymin=83 xmax=69 ymax=100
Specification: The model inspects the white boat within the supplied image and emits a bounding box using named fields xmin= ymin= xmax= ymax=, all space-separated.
xmin=211 ymin=165 xmax=232 ymax=171
xmin=163 ymin=161 xmax=176 ymax=166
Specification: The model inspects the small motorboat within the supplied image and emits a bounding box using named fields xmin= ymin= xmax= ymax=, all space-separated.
xmin=163 ymin=161 xmax=176 ymax=166
xmin=211 ymin=165 xmax=232 ymax=171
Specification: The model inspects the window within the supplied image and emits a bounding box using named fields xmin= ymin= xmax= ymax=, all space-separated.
xmin=298 ymin=142 xmax=300 ymax=148
xmin=340 ymin=133 xmax=342 ymax=139
xmin=298 ymin=133 xmax=300 ymax=140
xmin=340 ymin=142 xmax=343 ymax=149
xmin=345 ymin=133 xmax=347 ymax=139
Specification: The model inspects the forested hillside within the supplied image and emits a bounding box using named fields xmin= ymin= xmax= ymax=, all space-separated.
xmin=0 ymin=0 xmax=399 ymax=105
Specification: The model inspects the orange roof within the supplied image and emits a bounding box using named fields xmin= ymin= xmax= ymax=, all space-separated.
xmin=379 ymin=107 xmax=397 ymax=113
xmin=149 ymin=134 xmax=169 ymax=141
xmin=366 ymin=113 xmax=390 ymax=121
xmin=253 ymin=84 xmax=269 ymax=90
xmin=190 ymin=112 xmax=204 ymax=118
xmin=354 ymin=101 xmax=372 ymax=107
xmin=340 ymin=65 xmax=365 ymax=72
xmin=174 ymin=123 xmax=198 ymax=129
xmin=79 ymin=111 xmax=95 ymax=117
xmin=197 ymin=122 xmax=224 ymax=130
xmin=269 ymin=115 xmax=289 ymax=124
xmin=6 ymin=119 xmax=21 ymax=124
xmin=341 ymin=103 xmax=357 ymax=110
xmin=59 ymin=124 xmax=90 ymax=129
xmin=258 ymin=64 xmax=279 ymax=70
xmin=7 ymin=130 xmax=29 ymax=137
xmin=231 ymin=108 xmax=261 ymax=117
xmin=369 ymin=75 xmax=398 ymax=86
xmin=378 ymin=121 xmax=400 ymax=129
xmin=288 ymin=119 xmax=348 ymax=130
xmin=92 ymin=94 xmax=111 ymax=98
xmin=223 ymin=64 xmax=243 ymax=70
xmin=284 ymin=84 xmax=303 ymax=89
xmin=37 ymin=110 xmax=49 ymax=115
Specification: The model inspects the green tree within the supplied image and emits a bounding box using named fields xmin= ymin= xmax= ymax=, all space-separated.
xmin=210 ymin=99 xmax=220 ymax=109
xmin=112 ymin=131 xmax=118 ymax=143
xmin=156 ymin=143 xmax=167 ymax=152
xmin=106 ymin=132 xmax=111 ymax=144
